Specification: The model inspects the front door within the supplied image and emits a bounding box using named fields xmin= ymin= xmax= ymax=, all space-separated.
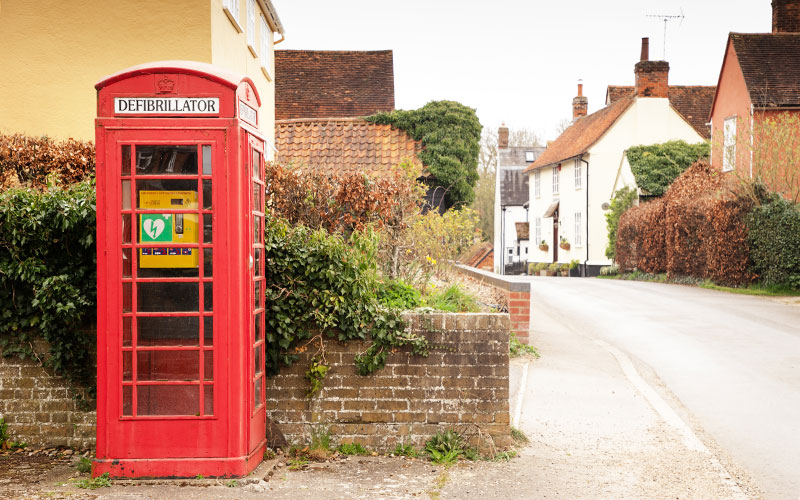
xmin=552 ymin=208 xmax=559 ymax=263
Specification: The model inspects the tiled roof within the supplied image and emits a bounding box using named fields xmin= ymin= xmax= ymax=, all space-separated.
xmin=729 ymin=33 xmax=800 ymax=108
xmin=606 ymin=85 xmax=716 ymax=138
xmin=275 ymin=118 xmax=422 ymax=175
xmin=500 ymin=168 xmax=529 ymax=206
xmin=526 ymin=95 xmax=635 ymax=171
xmin=275 ymin=50 xmax=395 ymax=120
xmin=459 ymin=242 xmax=494 ymax=268
xmin=499 ymin=146 xmax=546 ymax=167
xmin=515 ymin=222 xmax=530 ymax=241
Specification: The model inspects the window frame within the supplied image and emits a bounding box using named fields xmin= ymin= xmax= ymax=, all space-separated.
xmin=574 ymin=159 xmax=582 ymax=189
xmin=246 ymin=0 xmax=257 ymax=55
xmin=552 ymin=166 xmax=560 ymax=195
xmin=259 ymin=15 xmax=272 ymax=80
xmin=222 ymin=0 xmax=243 ymax=33
xmin=574 ymin=212 xmax=583 ymax=247
xmin=525 ymin=151 xmax=535 ymax=162
xmin=723 ymin=116 xmax=736 ymax=172
xmin=535 ymin=217 xmax=541 ymax=244
xmin=534 ymin=170 xmax=541 ymax=198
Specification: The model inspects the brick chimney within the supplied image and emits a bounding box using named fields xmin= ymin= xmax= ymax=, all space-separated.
xmin=498 ymin=124 xmax=509 ymax=149
xmin=572 ymin=81 xmax=588 ymax=120
xmin=773 ymin=0 xmax=800 ymax=33
xmin=634 ymin=37 xmax=669 ymax=98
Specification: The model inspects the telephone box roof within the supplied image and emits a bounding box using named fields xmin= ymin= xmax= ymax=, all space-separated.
xmin=95 ymin=60 xmax=260 ymax=105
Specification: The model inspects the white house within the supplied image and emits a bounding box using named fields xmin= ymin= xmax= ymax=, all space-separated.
xmin=492 ymin=125 xmax=545 ymax=274
xmin=525 ymin=38 xmax=706 ymax=276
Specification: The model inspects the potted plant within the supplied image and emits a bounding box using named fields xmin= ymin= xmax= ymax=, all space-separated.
xmin=538 ymin=240 xmax=549 ymax=252
xmin=560 ymin=263 xmax=570 ymax=277
xmin=568 ymin=259 xmax=581 ymax=277
xmin=559 ymin=236 xmax=570 ymax=251
xmin=532 ymin=262 xmax=547 ymax=276
xmin=547 ymin=262 xmax=560 ymax=276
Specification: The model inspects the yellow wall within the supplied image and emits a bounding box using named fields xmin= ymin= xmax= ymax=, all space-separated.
xmin=210 ymin=0 xmax=275 ymax=157
xmin=0 ymin=0 xmax=211 ymax=141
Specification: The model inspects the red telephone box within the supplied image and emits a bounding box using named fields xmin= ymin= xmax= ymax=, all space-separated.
xmin=94 ymin=61 xmax=267 ymax=478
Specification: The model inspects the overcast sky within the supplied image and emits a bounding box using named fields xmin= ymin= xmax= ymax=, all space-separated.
xmin=272 ymin=0 xmax=772 ymax=141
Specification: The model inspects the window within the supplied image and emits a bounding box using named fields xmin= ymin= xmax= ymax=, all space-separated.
xmin=534 ymin=171 xmax=540 ymax=198
xmin=574 ymin=212 xmax=582 ymax=246
xmin=723 ymin=117 xmax=736 ymax=172
xmin=508 ymin=248 xmax=513 ymax=255
xmin=552 ymin=166 xmax=560 ymax=194
xmin=574 ymin=159 xmax=582 ymax=189
xmin=246 ymin=0 xmax=256 ymax=53
xmin=535 ymin=217 xmax=541 ymax=244
xmin=222 ymin=0 xmax=242 ymax=31
xmin=525 ymin=151 xmax=535 ymax=162
xmin=260 ymin=15 xmax=272 ymax=78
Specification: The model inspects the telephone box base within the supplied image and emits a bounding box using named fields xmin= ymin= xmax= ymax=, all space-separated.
xmin=93 ymin=442 xmax=265 ymax=479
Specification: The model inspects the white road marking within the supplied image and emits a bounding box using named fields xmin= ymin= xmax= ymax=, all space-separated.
xmin=593 ymin=338 xmax=750 ymax=500
xmin=512 ymin=360 xmax=530 ymax=429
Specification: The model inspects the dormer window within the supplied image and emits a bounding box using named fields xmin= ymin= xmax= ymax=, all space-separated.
xmin=525 ymin=151 xmax=535 ymax=162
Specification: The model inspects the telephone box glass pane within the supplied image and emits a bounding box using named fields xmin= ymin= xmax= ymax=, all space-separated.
xmin=138 ymin=266 xmax=199 ymax=279
xmin=122 ymin=386 xmax=132 ymax=416
xmin=203 ymin=316 xmax=213 ymax=346
xmin=121 ymin=145 xmax=131 ymax=176
xmin=202 ymin=145 xmax=212 ymax=175
xmin=137 ymin=385 xmax=198 ymax=416
xmin=203 ymin=248 xmax=213 ymax=276
xmin=253 ymin=183 xmax=262 ymax=211
xmin=254 ymin=312 xmax=263 ymax=341
xmin=122 ymin=248 xmax=132 ymax=277
xmin=137 ymin=282 xmax=199 ymax=312
xmin=253 ymin=216 xmax=261 ymax=242
xmin=137 ymin=316 xmax=199 ymax=346
xmin=203 ymin=385 xmax=213 ymax=415
xmin=122 ymin=283 xmax=132 ymax=313
xmin=253 ymin=151 xmax=262 ymax=180
xmin=203 ymin=283 xmax=213 ymax=312
xmin=122 ymin=351 xmax=132 ymax=381
xmin=122 ymin=180 xmax=131 ymax=210
xmin=254 ymin=281 xmax=261 ymax=309
xmin=136 ymin=180 xmax=198 ymax=209
xmin=203 ymin=214 xmax=213 ymax=243
xmin=254 ymin=248 xmax=262 ymax=277
xmin=135 ymin=146 xmax=198 ymax=175
xmin=254 ymin=379 xmax=262 ymax=407
xmin=122 ymin=214 xmax=132 ymax=243
xmin=254 ymin=346 xmax=262 ymax=375
xmin=204 ymin=351 xmax=213 ymax=381
xmin=137 ymin=350 xmax=199 ymax=381
xmin=122 ymin=317 xmax=132 ymax=347
xmin=202 ymin=180 xmax=212 ymax=210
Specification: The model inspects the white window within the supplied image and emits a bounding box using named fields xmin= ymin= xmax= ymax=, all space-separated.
xmin=222 ymin=0 xmax=242 ymax=31
xmin=574 ymin=212 xmax=582 ymax=246
xmin=525 ymin=151 xmax=535 ymax=162
xmin=552 ymin=166 xmax=560 ymax=194
xmin=723 ymin=117 xmax=736 ymax=172
xmin=247 ymin=0 xmax=256 ymax=52
xmin=535 ymin=217 xmax=542 ymax=244
xmin=534 ymin=171 xmax=541 ymax=198
xmin=574 ymin=159 xmax=582 ymax=189
xmin=260 ymin=15 xmax=272 ymax=77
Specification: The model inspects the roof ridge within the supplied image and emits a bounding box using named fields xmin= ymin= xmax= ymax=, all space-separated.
xmin=277 ymin=117 xmax=371 ymax=124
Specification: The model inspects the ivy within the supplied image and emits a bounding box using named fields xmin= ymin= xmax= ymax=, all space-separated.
xmin=366 ymin=100 xmax=482 ymax=208
xmin=0 ymin=180 xmax=97 ymax=394
xmin=747 ymin=193 xmax=800 ymax=288
xmin=605 ymin=186 xmax=638 ymax=261
xmin=627 ymin=140 xmax=709 ymax=197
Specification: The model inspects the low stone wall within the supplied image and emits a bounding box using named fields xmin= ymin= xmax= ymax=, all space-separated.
xmin=265 ymin=312 xmax=511 ymax=451
xmin=0 ymin=355 xmax=95 ymax=449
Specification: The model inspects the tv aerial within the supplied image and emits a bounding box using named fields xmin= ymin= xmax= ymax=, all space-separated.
xmin=646 ymin=8 xmax=685 ymax=60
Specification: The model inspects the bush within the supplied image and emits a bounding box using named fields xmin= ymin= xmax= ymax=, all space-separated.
xmin=547 ymin=262 xmax=560 ymax=272
xmin=0 ymin=180 xmax=97 ymax=393
xmin=599 ymin=265 xmax=619 ymax=276
xmin=0 ymin=133 xmax=95 ymax=189
xmin=616 ymin=197 xmax=667 ymax=273
xmin=377 ymin=279 xmax=422 ymax=310
xmin=605 ymin=186 xmax=638 ymax=260
xmin=626 ymin=140 xmax=709 ymax=197
xmin=424 ymin=284 xmax=480 ymax=313
xmin=747 ymin=196 xmax=800 ymax=288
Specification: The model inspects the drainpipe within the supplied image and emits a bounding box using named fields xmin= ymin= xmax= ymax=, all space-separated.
xmin=501 ymin=206 xmax=507 ymax=275
xmin=580 ymin=156 xmax=589 ymax=277
xmin=749 ymin=104 xmax=754 ymax=178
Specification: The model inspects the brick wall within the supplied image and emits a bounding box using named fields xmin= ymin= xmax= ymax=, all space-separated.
xmin=265 ymin=312 xmax=511 ymax=451
xmin=635 ymin=61 xmax=670 ymax=98
xmin=0 ymin=354 xmax=95 ymax=449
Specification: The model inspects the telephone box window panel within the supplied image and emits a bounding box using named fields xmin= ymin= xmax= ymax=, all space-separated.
xmin=137 ymin=316 xmax=200 ymax=346
xmin=136 ymin=146 xmax=198 ymax=175
xmin=137 ymin=282 xmax=199 ymax=312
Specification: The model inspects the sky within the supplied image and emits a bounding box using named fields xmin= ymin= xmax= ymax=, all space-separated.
xmin=271 ymin=0 xmax=772 ymax=142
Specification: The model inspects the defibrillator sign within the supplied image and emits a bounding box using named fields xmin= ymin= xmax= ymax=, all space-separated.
xmin=139 ymin=191 xmax=199 ymax=268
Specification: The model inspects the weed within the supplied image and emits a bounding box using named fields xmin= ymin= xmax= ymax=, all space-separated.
xmin=195 ymin=474 xmax=204 ymax=480
xmin=264 ymin=448 xmax=276 ymax=460
xmin=309 ymin=424 xmax=332 ymax=452
xmin=73 ymin=473 xmax=111 ymax=490
xmin=427 ymin=470 xmax=449 ymax=499
xmin=392 ymin=442 xmax=419 ymax=457
xmin=287 ymin=456 xmax=309 ymax=470
xmin=225 ymin=479 xmax=238 ymax=487
xmin=509 ymin=333 xmax=540 ymax=358
xmin=424 ymin=430 xmax=475 ymax=465
xmin=511 ymin=426 xmax=529 ymax=445
xmin=337 ymin=442 xmax=369 ymax=456
xmin=0 ymin=418 xmax=7 ymax=446
xmin=75 ymin=457 xmax=92 ymax=474
xmin=423 ymin=285 xmax=480 ymax=313
xmin=492 ymin=450 xmax=517 ymax=462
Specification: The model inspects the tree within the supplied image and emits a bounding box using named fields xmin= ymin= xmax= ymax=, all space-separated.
xmin=554 ymin=118 xmax=572 ymax=137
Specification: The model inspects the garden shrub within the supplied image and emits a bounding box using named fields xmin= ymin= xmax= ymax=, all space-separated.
xmin=616 ymin=197 xmax=667 ymax=273
xmin=0 ymin=133 xmax=95 ymax=189
xmin=0 ymin=180 xmax=97 ymax=392
xmin=747 ymin=196 xmax=800 ymax=288
xmin=377 ymin=279 xmax=422 ymax=310
xmin=366 ymin=100 xmax=482 ymax=209
xmin=605 ymin=186 xmax=638 ymax=260
xmin=626 ymin=140 xmax=709 ymax=197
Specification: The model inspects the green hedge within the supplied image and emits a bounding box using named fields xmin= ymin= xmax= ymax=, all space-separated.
xmin=747 ymin=196 xmax=800 ymax=288
xmin=0 ymin=180 xmax=97 ymax=391
xmin=627 ymin=140 xmax=709 ymax=197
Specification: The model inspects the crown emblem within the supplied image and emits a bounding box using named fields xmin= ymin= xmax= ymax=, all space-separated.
xmin=157 ymin=77 xmax=176 ymax=94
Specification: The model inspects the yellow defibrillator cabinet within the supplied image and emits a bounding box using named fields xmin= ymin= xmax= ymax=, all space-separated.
xmin=138 ymin=191 xmax=199 ymax=268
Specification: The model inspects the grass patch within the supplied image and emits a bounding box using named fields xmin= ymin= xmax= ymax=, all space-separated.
xmin=598 ymin=271 xmax=800 ymax=296
xmin=423 ymin=285 xmax=480 ymax=313
xmin=511 ymin=426 xmax=529 ymax=445
xmin=424 ymin=430 xmax=476 ymax=465
xmin=287 ymin=456 xmax=309 ymax=470
xmin=336 ymin=442 xmax=369 ymax=456
xmin=75 ymin=457 xmax=92 ymax=474
xmin=392 ymin=442 xmax=420 ymax=458
xmin=700 ymin=281 xmax=800 ymax=297
xmin=509 ymin=333 xmax=539 ymax=358
xmin=73 ymin=473 xmax=111 ymax=490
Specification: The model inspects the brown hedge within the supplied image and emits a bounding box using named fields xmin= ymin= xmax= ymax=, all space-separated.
xmin=616 ymin=161 xmax=755 ymax=285
xmin=0 ymin=133 xmax=95 ymax=189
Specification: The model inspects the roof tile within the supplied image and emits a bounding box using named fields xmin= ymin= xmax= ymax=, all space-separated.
xmin=606 ymin=85 xmax=716 ymax=138
xmin=730 ymin=32 xmax=800 ymax=108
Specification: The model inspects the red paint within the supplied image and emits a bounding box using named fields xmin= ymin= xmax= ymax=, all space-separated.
xmin=94 ymin=61 xmax=266 ymax=478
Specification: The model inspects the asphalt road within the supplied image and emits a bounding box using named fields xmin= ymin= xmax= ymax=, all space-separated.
xmin=527 ymin=277 xmax=800 ymax=500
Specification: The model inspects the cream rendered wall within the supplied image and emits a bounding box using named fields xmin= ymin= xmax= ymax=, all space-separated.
xmin=0 ymin=0 xmax=210 ymax=141
xmin=210 ymin=0 xmax=275 ymax=158
xmin=528 ymin=166 xmax=555 ymax=264
xmin=584 ymin=97 xmax=704 ymax=266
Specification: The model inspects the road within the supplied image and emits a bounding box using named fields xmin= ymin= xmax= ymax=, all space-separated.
xmin=524 ymin=277 xmax=800 ymax=500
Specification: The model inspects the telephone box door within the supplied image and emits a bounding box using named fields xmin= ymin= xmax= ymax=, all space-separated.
xmin=101 ymin=128 xmax=228 ymax=459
